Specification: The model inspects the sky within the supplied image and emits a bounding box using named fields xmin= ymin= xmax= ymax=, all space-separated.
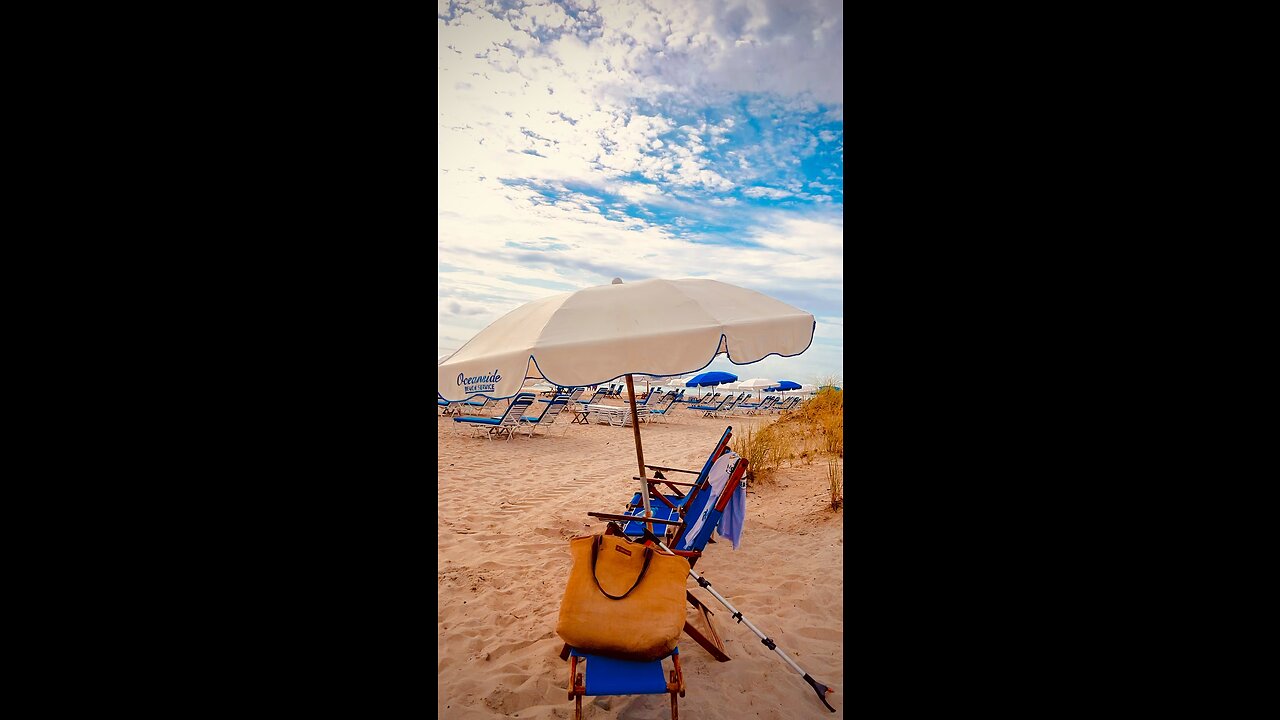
xmin=438 ymin=0 xmax=843 ymax=388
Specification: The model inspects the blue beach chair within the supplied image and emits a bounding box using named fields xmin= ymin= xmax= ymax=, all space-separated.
xmin=520 ymin=398 xmax=569 ymax=437
xmin=452 ymin=393 xmax=536 ymax=441
xmin=565 ymin=647 xmax=684 ymax=720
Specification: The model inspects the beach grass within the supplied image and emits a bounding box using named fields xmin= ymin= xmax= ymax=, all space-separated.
xmin=732 ymin=389 xmax=844 ymax=484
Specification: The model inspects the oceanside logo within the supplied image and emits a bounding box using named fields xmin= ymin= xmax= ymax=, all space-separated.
xmin=458 ymin=369 xmax=502 ymax=395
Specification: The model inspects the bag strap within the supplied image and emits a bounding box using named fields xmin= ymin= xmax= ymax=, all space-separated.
xmin=590 ymin=536 xmax=654 ymax=600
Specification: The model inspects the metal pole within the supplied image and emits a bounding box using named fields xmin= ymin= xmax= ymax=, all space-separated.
xmin=625 ymin=374 xmax=652 ymax=534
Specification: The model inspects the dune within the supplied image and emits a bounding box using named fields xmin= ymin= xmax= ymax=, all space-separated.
xmin=439 ymin=400 xmax=844 ymax=719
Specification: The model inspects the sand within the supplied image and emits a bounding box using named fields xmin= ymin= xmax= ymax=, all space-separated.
xmin=438 ymin=398 xmax=844 ymax=719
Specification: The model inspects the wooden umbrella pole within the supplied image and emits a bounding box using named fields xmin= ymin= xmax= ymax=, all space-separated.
xmin=625 ymin=374 xmax=652 ymax=535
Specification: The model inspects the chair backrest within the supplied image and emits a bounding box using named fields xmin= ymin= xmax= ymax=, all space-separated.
xmin=495 ymin=394 xmax=536 ymax=426
xmin=566 ymin=387 xmax=585 ymax=403
xmin=671 ymin=453 xmax=748 ymax=553
xmin=534 ymin=398 xmax=568 ymax=424
xmin=720 ymin=393 xmax=741 ymax=411
xmin=654 ymin=393 xmax=677 ymax=412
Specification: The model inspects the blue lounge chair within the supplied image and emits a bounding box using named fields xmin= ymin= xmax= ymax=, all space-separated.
xmin=459 ymin=396 xmax=499 ymax=416
xmin=772 ymin=396 xmax=800 ymax=413
xmin=520 ymin=398 xmax=569 ymax=437
xmin=688 ymin=394 xmax=730 ymax=418
xmin=737 ymin=396 xmax=777 ymax=416
xmin=645 ymin=393 xmax=680 ymax=423
xmin=453 ymin=393 xmax=536 ymax=441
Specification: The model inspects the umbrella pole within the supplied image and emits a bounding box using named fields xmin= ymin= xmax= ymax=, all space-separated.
xmin=625 ymin=374 xmax=652 ymax=535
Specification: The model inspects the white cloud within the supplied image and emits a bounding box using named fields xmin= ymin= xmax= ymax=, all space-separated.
xmin=438 ymin=0 xmax=843 ymax=382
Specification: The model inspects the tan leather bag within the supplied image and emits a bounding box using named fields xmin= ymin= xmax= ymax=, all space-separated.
xmin=555 ymin=534 xmax=688 ymax=661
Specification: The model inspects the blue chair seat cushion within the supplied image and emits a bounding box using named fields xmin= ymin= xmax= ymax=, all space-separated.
xmin=569 ymin=648 xmax=675 ymax=695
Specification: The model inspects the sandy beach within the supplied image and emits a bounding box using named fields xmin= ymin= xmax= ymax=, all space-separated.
xmin=438 ymin=397 xmax=844 ymax=719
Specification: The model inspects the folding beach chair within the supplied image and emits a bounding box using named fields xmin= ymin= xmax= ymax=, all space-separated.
xmin=621 ymin=426 xmax=733 ymax=528
xmin=582 ymin=452 xmax=750 ymax=664
xmin=565 ymin=647 xmax=684 ymax=720
xmin=452 ymin=393 xmax=536 ymax=441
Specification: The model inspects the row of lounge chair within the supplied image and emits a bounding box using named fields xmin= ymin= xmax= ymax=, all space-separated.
xmin=448 ymin=388 xmax=585 ymax=440
xmin=439 ymin=388 xmax=802 ymax=438
xmin=688 ymin=392 xmax=801 ymax=418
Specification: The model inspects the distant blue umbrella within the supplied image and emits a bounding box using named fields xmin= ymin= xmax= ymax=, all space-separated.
xmin=765 ymin=380 xmax=802 ymax=392
xmin=687 ymin=371 xmax=738 ymax=387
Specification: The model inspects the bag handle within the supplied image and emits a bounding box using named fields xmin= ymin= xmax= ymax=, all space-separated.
xmin=590 ymin=536 xmax=654 ymax=600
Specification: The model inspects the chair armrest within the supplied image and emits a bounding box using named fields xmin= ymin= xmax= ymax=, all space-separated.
xmin=633 ymin=476 xmax=696 ymax=487
xmin=587 ymin=512 xmax=682 ymax=526
xmin=644 ymin=465 xmax=699 ymax=475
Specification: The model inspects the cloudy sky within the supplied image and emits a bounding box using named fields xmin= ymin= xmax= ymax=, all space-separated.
xmin=438 ymin=0 xmax=843 ymax=387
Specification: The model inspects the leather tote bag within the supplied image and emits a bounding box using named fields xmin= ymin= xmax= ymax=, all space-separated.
xmin=555 ymin=534 xmax=688 ymax=661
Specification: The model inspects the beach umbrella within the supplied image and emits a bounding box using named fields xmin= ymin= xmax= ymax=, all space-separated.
xmin=765 ymin=380 xmax=802 ymax=392
xmin=737 ymin=377 xmax=775 ymax=400
xmin=437 ymin=278 xmax=812 ymax=498
xmin=686 ymin=370 xmax=738 ymax=387
xmin=688 ymin=370 xmax=738 ymax=401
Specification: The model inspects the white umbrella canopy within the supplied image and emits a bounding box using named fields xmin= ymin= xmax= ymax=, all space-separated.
xmin=737 ymin=377 xmax=775 ymax=399
xmin=438 ymin=279 xmax=814 ymax=402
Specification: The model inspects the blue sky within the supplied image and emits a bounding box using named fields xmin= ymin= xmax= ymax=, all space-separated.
xmin=438 ymin=0 xmax=843 ymax=387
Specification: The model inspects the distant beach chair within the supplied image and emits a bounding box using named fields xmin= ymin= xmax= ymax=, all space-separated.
xmin=688 ymin=394 xmax=731 ymax=418
xmin=738 ymin=396 xmax=777 ymax=416
xmin=645 ymin=393 xmax=680 ymax=423
xmin=452 ymin=393 xmax=536 ymax=441
xmin=520 ymin=398 xmax=569 ymax=437
xmin=773 ymin=396 xmax=801 ymax=413
xmin=459 ymin=396 xmax=499 ymax=416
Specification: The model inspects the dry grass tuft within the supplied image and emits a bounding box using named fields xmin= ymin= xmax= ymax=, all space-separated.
xmin=730 ymin=389 xmax=844 ymax=484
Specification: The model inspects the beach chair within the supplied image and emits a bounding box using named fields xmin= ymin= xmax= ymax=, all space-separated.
xmin=459 ymin=396 xmax=499 ymax=416
xmin=688 ymin=394 xmax=730 ymax=418
xmin=773 ymin=396 xmax=800 ymax=413
xmin=453 ymin=393 xmax=536 ymax=441
xmin=717 ymin=392 xmax=750 ymax=418
xmin=614 ymin=427 xmax=734 ymax=535
xmin=596 ymin=452 xmax=748 ymax=565
xmin=739 ymin=396 xmax=777 ymax=416
xmin=584 ymin=452 xmax=749 ymax=664
xmin=520 ymin=398 xmax=569 ymax=437
xmin=645 ymin=393 xmax=680 ymax=423
xmin=565 ymin=646 xmax=684 ymax=720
